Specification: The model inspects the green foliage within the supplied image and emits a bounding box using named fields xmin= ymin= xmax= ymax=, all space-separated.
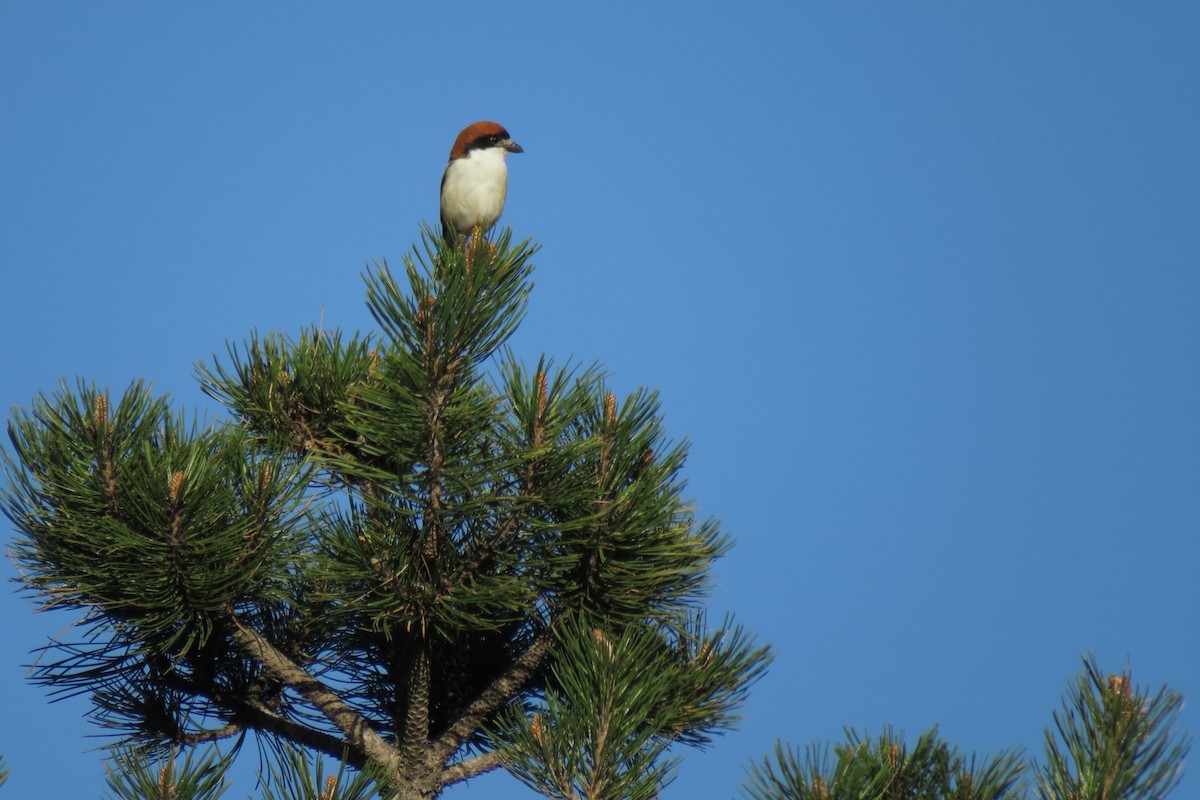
xmin=742 ymin=727 xmax=1024 ymax=800
xmin=4 ymin=382 xmax=309 ymax=637
xmin=259 ymin=746 xmax=384 ymax=800
xmin=3 ymin=381 xmax=312 ymax=739
xmin=4 ymin=225 xmax=769 ymax=797
xmin=0 ymin=755 xmax=8 ymax=788
xmin=494 ymin=613 xmax=771 ymax=800
xmin=741 ymin=657 xmax=1189 ymax=800
xmin=1036 ymin=657 xmax=1189 ymax=800
xmin=102 ymin=747 xmax=232 ymax=800
xmin=197 ymin=326 xmax=376 ymax=454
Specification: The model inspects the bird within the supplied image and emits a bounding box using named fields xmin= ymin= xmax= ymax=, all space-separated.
xmin=439 ymin=121 xmax=523 ymax=244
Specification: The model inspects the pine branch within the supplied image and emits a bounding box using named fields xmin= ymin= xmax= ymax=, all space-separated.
xmin=1036 ymin=657 xmax=1189 ymax=800
xmin=224 ymin=614 xmax=401 ymax=782
xmin=440 ymin=751 xmax=504 ymax=787
xmin=103 ymin=747 xmax=234 ymax=800
xmin=435 ymin=509 xmax=527 ymax=596
xmin=259 ymin=745 xmax=384 ymax=800
xmin=231 ymin=696 xmax=367 ymax=770
xmin=742 ymin=728 xmax=1025 ymax=800
xmin=176 ymin=723 xmax=243 ymax=746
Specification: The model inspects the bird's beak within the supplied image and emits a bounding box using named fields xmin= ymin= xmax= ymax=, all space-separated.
xmin=502 ymin=139 xmax=524 ymax=154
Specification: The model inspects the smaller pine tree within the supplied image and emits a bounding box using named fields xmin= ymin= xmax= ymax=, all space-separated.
xmin=1036 ymin=659 xmax=1188 ymax=800
xmin=741 ymin=657 xmax=1189 ymax=800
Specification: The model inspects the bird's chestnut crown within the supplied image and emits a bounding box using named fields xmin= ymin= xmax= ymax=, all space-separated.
xmin=449 ymin=121 xmax=523 ymax=160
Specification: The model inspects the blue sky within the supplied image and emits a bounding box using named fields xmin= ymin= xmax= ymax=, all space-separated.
xmin=2 ymin=3 xmax=1198 ymax=798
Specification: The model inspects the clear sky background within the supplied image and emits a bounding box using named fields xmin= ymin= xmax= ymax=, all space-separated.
xmin=2 ymin=4 xmax=1197 ymax=798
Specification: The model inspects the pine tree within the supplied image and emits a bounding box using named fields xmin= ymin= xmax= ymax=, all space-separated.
xmin=3 ymin=229 xmax=770 ymax=799
xmin=740 ymin=656 xmax=1189 ymax=800
xmin=1035 ymin=658 xmax=1188 ymax=800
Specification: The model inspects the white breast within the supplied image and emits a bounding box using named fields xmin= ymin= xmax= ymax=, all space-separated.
xmin=440 ymin=146 xmax=510 ymax=234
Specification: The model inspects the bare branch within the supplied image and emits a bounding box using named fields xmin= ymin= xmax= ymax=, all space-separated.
xmin=225 ymin=614 xmax=401 ymax=782
xmin=177 ymin=722 xmax=243 ymax=746
xmin=235 ymin=697 xmax=367 ymax=770
xmin=441 ymin=750 xmax=504 ymax=787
